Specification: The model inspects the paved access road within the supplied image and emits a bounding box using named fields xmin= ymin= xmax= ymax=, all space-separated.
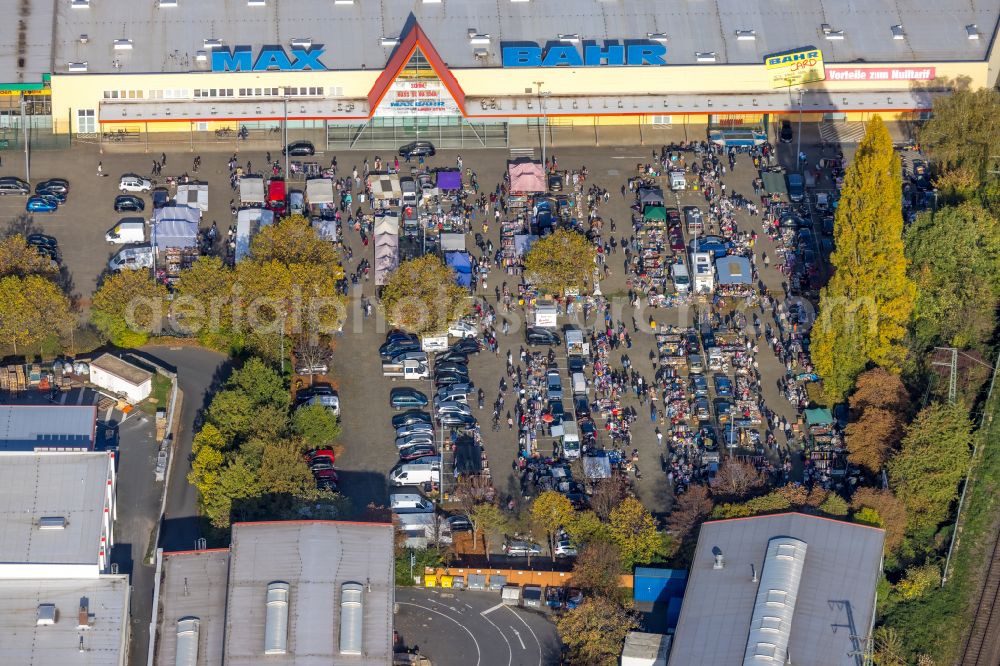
xmin=394 ymin=588 xmax=561 ymax=666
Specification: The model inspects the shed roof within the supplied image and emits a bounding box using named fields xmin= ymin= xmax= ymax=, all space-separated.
xmin=668 ymin=513 xmax=885 ymax=666
xmin=0 ymin=405 xmax=97 ymax=452
xmin=90 ymin=354 xmax=153 ymax=387
xmin=0 ymin=451 xmax=112 ymax=568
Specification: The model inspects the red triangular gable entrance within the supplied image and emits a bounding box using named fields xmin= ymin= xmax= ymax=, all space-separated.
xmin=367 ymin=21 xmax=467 ymax=117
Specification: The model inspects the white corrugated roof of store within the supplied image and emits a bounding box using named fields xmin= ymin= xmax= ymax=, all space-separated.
xmin=44 ymin=0 xmax=1000 ymax=75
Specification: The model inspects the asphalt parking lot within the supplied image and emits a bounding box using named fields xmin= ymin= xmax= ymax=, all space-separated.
xmin=394 ymin=587 xmax=560 ymax=666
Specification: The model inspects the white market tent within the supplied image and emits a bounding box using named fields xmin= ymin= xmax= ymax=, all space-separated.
xmin=311 ymin=218 xmax=338 ymax=243
xmin=240 ymin=176 xmax=265 ymax=205
xmin=175 ymin=182 xmax=208 ymax=212
xmin=368 ymin=173 xmax=401 ymax=201
xmin=305 ymin=177 xmax=334 ymax=205
xmin=152 ymin=219 xmax=198 ymax=250
xmin=508 ymin=158 xmax=545 ymax=194
xmin=440 ymin=233 xmax=466 ymax=252
xmin=235 ymin=208 xmax=275 ymax=262
xmin=374 ymin=217 xmax=399 ymax=287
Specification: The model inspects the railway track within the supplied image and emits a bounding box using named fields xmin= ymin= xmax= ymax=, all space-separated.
xmin=959 ymin=519 xmax=1000 ymax=665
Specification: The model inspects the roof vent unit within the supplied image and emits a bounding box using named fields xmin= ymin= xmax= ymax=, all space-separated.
xmin=966 ymin=24 xmax=980 ymax=40
xmin=469 ymin=33 xmax=491 ymax=45
xmin=696 ymin=52 xmax=717 ymax=63
xmin=647 ymin=33 xmax=668 ymax=43
xmin=339 ymin=583 xmax=364 ymax=655
xmin=735 ymin=30 xmax=756 ymax=41
xmin=79 ymin=34 xmax=89 ymax=43
xmin=195 ymin=51 xmax=209 ymax=64
xmin=247 ymin=0 xmax=265 ymax=6
xmin=37 ymin=604 xmax=58 ymax=626
xmin=291 ymin=38 xmax=313 ymax=49
xmin=422 ymin=0 xmax=442 ymax=3
xmin=77 ymin=602 xmax=93 ymax=630
xmin=263 ymin=582 xmax=290 ymax=655
xmin=158 ymin=0 xmax=178 ymax=6
xmin=380 ymin=37 xmax=399 ymax=47
xmin=510 ymin=0 xmax=530 ymax=3
xmin=713 ymin=550 xmax=725 ymax=569
xmin=71 ymin=0 xmax=90 ymax=8
xmin=68 ymin=62 xmax=88 ymax=72
xmin=890 ymin=25 xmax=905 ymax=40
xmin=474 ymin=48 xmax=489 ymax=60
xmin=114 ymin=39 xmax=133 ymax=50
xmin=821 ymin=24 xmax=845 ymax=40
xmin=558 ymin=34 xmax=580 ymax=43
xmin=176 ymin=617 xmax=200 ymax=666
xmin=39 ymin=516 xmax=67 ymax=530
xmin=203 ymin=39 xmax=223 ymax=50
xmin=333 ymin=0 xmax=355 ymax=4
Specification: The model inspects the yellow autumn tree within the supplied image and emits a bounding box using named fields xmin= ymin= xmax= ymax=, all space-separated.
xmin=380 ymin=255 xmax=469 ymax=335
xmin=811 ymin=115 xmax=916 ymax=401
xmin=524 ymin=228 xmax=596 ymax=295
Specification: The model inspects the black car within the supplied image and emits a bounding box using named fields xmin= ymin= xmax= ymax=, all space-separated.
xmin=114 ymin=195 xmax=145 ymax=212
xmin=434 ymin=361 xmax=468 ymax=376
xmin=26 ymin=233 xmax=57 ymax=248
xmin=568 ymin=355 xmax=586 ymax=374
xmin=386 ymin=330 xmax=418 ymax=345
xmin=573 ymin=395 xmax=591 ymax=420
xmin=283 ymin=140 xmax=315 ymax=157
xmin=526 ymin=326 xmax=561 ymax=346
xmin=436 ymin=349 xmax=469 ymax=365
xmin=398 ymin=141 xmax=436 ymax=158
xmin=392 ymin=410 xmax=432 ymax=429
xmin=379 ymin=339 xmax=420 ymax=360
xmin=35 ymin=178 xmax=69 ymax=195
xmin=450 ymin=338 xmax=480 ymax=355
xmin=779 ymin=120 xmax=793 ymax=144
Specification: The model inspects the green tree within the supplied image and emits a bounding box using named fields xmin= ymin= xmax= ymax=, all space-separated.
xmin=188 ymin=424 xmax=226 ymax=496
xmin=571 ymin=541 xmax=624 ymax=597
xmin=918 ymin=84 xmax=1000 ymax=184
xmin=851 ymin=487 xmax=908 ymax=555
xmin=468 ymin=502 xmax=508 ymax=562
xmin=523 ymin=229 xmax=596 ymax=296
xmin=609 ymin=497 xmax=668 ymax=569
xmin=894 ymin=564 xmax=941 ymax=600
xmin=888 ymin=403 xmax=971 ymax=532
xmin=228 ymin=358 xmax=289 ymax=409
xmin=872 ymin=626 xmax=907 ymax=666
xmin=0 ymin=275 xmax=72 ymax=355
xmin=172 ymin=255 xmax=238 ymax=347
xmin=291 ymin=404 xmax=340 ymax=447
xmin=202 ymin=455 xmax=261 ymax=528
xmin=530 ymin=490 xmax=576 ymax=561
xmin=556 ymin=597 xmax=640 ymax=666
xmin=564 ymin=510 xmax=610 ymax=547
xmin=818 ymin=492 xmax=850 ymax=517
xmin=91 ymin=269 xmax=168 ymax=347
xmin=379 ymin=255 xmax=469 ymax=334
xmin=0 ymin=235 xmax=60 ymax=278
xmin=905 ymin=203 xmax=1000 ymax=350
xmin=811 ymin=115 xmax=916 ymax=401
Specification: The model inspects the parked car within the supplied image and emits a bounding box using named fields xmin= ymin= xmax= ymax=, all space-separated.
xmin=36 ymin=178 xmax=69 ymax=196
xmin=283 ymin=140 xmax=315 ymax=156
xmin=450 ymin=338 xmax=481 ymax=356
xmin=435 ymin=400 xmax=473 ymax=417
xmin=714 ymin=399 xmax=734 ymax=425
xmin=779 ymin=119 xmax=793 ymax=144
xmin=0 ymin=176 xmax=30 ymax=195
xmin=26 ymin=195 xmax=58 ymax=213
xmin=438 ymin=412 xmax=476 ymax=427
xmin=26 ymin=233 xmax=57 ymax=248
xmin=434 ymin=372 xmax=471 ymax=389
xmin=379 ymin=338 xmax=420 ymax=360
xmin=503 ymin=538 xmax=543 ymax=557
xmin=395 ymin=423 xmax=434 ymax=440
xmin=446 ymin=514 xmax=473 ymax=532
xmin=436 ymin=384 xmax=474 ymax=402
xmin=119 ymin=175 xmax=152 ymax=192
xmin=114 ymin=195 xmax=145 ymax=213
xmin=395 ymin=433 xmax=435 ymax=449
xmin=713 ymin=374 xmax=733 ymax=397
xmin=305 ymin=448 xmax=336 ymax=464
xmin=573 ymin=395 xmax=591 ymax=420
xmin=525 ymin=327 xmax=561 ymax=346
xmin=390 ymin=387 xmax=428 ymax=410
xmin=392 ymin=410 xmax=432 ymax=428
xmin=296 ymin=386 xmax=340 ymax=417
xmin=398 ymin=141 xmax=436 ymax=158
xmin=691 ymin=374 xmax=709 ymax=397
xmin=554 ymin=535 xmax=577 ymax=559
xmin=448 ymin=320 xmax=478 ymax=339
xmin=398 ymin=444 xmax=437 ymax=461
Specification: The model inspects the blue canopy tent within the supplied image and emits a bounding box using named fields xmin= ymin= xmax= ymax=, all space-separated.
xmin=445 ymin=251 xmax=473 ymax=287
xmin=715 ymin=255 xmax=753 ymax=285
xmin=436 ymin=169 xmax=462 ymax=191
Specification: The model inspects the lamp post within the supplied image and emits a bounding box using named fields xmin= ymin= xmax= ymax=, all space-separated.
xmin=20 ymin=96 xmax=30 ymax=183
xmin=796 ymin=88 xmax=804 ymax=173
xmin=283 ymin=96 xmax=289 ymax=178
xmin=534 ymin=81 xmax=547 ymax=167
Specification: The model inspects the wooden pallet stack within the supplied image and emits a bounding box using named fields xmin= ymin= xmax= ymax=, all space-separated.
xmin=0 ymin=365 xmax=27 ymax=393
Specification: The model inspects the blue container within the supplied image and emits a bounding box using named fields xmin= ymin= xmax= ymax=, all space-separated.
xmin=633 ymin=567 xmax=687 ymax=604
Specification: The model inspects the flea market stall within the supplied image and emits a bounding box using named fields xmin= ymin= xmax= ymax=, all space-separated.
xmin=715 ymin=255 xmax=754 ymax=297
xmin=367 ymin=173 xmax=402 ymax=210
xmin=239 ymin=176 xmax=265 ymax=208
xmin=234 ymin=208 xmax=274 ymax=262
xmin=374 ymin=214 xmax=399 ymax=287
xmin=305 ymin=177 xmax=335 ymax=219
xmin=175 ymin=182 xmax=208 ymax=212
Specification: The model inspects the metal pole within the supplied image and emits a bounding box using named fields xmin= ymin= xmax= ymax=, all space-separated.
xmin=20 ymin=97 xmax=29 ymax=183
xmin=534 ymin=81 xmax=545 ymax=166
xmin=796 ymin=89 xmax=803 ymax=173
xmin=283 ymin=97 xmax=289 ymax=179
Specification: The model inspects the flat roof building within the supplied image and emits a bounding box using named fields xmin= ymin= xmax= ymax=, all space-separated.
xmin=0 ymin=404 xmax=98 ymax=452
xmin=89 ymin=354 xmax=154 ymax=404
xmin=668 ymin=512 xmax=885 ymax=666
xmin=153 ymin=520 xmax=395 ymax=666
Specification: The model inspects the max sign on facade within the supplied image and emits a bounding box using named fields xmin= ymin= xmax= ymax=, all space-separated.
xmin=502 ymin=42 xmax=667 ymax=67
xmin=212 ymin=46 xmax=328 ymax=72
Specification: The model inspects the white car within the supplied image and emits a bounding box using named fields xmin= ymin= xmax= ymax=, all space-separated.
xmin=448 ymin=320 xmax=478 ymax=339
xmin=119 ymin=175 xmax=152 ymax=193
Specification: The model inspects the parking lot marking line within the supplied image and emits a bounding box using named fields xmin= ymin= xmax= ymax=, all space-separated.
xmin=506 ymin=606 xmax=543 ymax=666
xmin=510 ymin=627 xmax=526 ymax=650
xmin=481 ymin=603 xmax=504 ymax=615
xmin=397 ymin=602 xmax=482 ymax=666
xmin=479 ymin=607 xmax=514 ymax=666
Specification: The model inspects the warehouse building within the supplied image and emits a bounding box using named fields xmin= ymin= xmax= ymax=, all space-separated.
xmin=667 ymin=512 xmax=885 ymax=666
xmin=151 ymin=520 xmax=395 ymax=666
xmin=0 ymin=404 xmax=98 ymax=452
xmin=0 ymin=1 xmax=997 ymax=148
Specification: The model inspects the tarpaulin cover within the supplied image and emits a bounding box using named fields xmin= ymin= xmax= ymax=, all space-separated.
xmin=440 ymin=233 xmax=466 ymax=251
xmin=311 ymin=218 xmax=337 ymax=242
xmin=234 ymin=208 xmax=274 ymax=262
xmin=374 ymin=228 xmax=399 ymax=286
xmin=583 ymin=452 xmax=612 ymax=480
xmin=639 ymin=187 xmax=664 ymax=205
xmin=762 ymin=171 xmax=788 ymax=195
xmin=805 ymin=408 xmax=834 ymax=426
xmin=508 ymin=158 xmax=545 ymax=193
xmin=175 ymin=182 xmax=208 ymax=212
xmin=715 ymin=255 xmax=752 ymax=285
xmin=375 ymin=215 xmax=400 ymax=236
xmin=436 ymin=170 xmax=462 ymax=191
xmin=368 ymin=173 xmax=401 ymax=200
xmin=239 ymin=176 xmax=265 ymax=204
xmin=513 ymin=234 xmax=538 ymax=256
xmin=152 ymin=219 xmax=198 ymax=250
xmin=643 ymin=206 xmax=667 ymax=222
xmin=446 ymin=251 xmax=473 ymax=287
xmin=305 ymin=177 xmax=334 ymax=204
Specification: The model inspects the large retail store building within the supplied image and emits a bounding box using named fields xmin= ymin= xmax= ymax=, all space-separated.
xmin=3 ymin=0 xmax=999 ymax=148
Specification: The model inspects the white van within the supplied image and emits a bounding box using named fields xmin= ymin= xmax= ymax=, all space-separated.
xmin=671 ymin=261 xmax=691 ymax=295
xmin=106 ymin=220 xmax=145 ymax=244
xmin=390 ymin=492 xmax=435 ymax=514
xmin=108 ymin=244 xmax=153 ymax=271
xmin=561 ymin=421 xmax=581 ymax=460
xmin=389 ymin=460 xmax=441 ymax=487
xmin=571 ymin=372 xmax=587 ymax=396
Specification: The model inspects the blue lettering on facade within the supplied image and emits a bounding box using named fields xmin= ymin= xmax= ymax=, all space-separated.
xmin=503 ymin=41 xmax=666 ymax=67
xmin=212 ymin=46 xmax=327 ymax=72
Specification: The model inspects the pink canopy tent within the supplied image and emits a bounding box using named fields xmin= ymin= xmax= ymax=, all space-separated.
xmin=507 ymin=158 xmax=545 ymax=194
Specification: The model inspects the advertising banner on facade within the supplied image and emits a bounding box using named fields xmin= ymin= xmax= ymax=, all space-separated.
xmin=825 ymin=67 xmax=936 ymax=82
xmin=764 ymin=47 xmax=825 ymax=89
xmin=376 ymin=79 xmax=460 ymax=117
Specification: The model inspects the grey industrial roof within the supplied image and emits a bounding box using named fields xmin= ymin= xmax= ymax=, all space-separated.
xmin=224 ymin=521 xmax=394 ymax=666
xmin=89 ymin=354 xmax=153 ymax=387
xmin=0 ymin=405 xmax=97 ymax=451
xmin=0 ymin=451 xmax=111 ymax=567
xmin=668 ymin=512 xmax=885 ymax=666
xmin=0 ymin=575 xmax=129 ymax=665
xmin=154 ymin=550 xmax=230 ymax=666
xmin=45 ymin=0 xmax=1000 ymax=76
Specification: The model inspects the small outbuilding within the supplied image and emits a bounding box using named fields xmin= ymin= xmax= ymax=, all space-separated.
xmin=89 ymin=353 xmax=154 ymax=403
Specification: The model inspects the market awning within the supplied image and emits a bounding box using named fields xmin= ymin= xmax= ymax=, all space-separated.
xmin=762 ymin=171 xmax=788 ymax=195
xmin=508 ymin=158 xmax=545 ymax=193
xmin=436 ymin=170 xmax=462 ymax=191
xmin=440 ymin=233 xmax=466 ymax=252
xmin=716 ymin=255 xmax=752 ymax=285
xmin=153 ymin=206 xmax=200 ymax=226
xmin=306 ymin=177 xmax=334 ymax=204
xmin=311 ymin=218 xmax=337 ymax=242
xmin=639 ymin=187 xmax=664 ymax=205
xmin=152 ymin=219 xmax=198 ymax=250
xmin=445 ymin=251 xmax=473 ymax=287
xmin=368 ymin=173 xmax=401 ymax=200
xmin=644 ymin=206 xmax=667 ymax=222
xmin=805 ymin=408 xmax=834 ymax=426
xmin=235 ymin=209 xmax=274 ymax=262
xmin=583 ymin=453 xmax=612 ymax=480
xmin=513 ymin=234 xmax=538 ymax=256
xmin=240 ymin=176 xmax=265 ymax=204
xmin=175 ymin=182 xmax=208 ymax=212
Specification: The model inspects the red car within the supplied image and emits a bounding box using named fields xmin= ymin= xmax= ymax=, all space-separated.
xmin=305 ymin=448 xmax=336 ymax=463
